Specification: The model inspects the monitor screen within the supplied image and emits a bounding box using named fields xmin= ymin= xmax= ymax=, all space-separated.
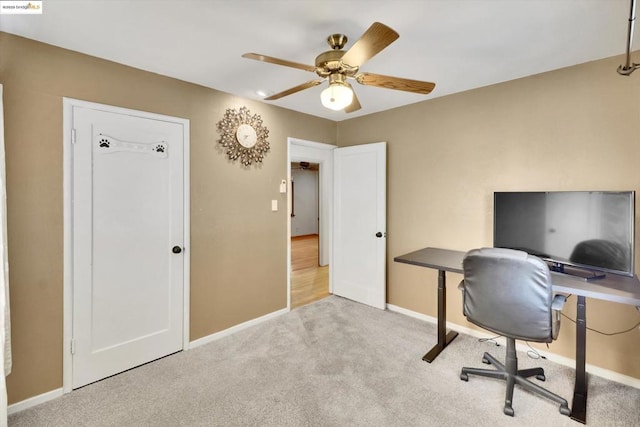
xmin=494 ymin=191 xmax=635 ymax=276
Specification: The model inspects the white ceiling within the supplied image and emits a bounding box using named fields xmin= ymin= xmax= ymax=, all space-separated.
xmin=1 ymin=0 xmax=638 ymax=121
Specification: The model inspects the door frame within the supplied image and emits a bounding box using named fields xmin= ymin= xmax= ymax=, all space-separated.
xmin=287 ymin=138 xmax=336 ymax=309
xmin=62 ymin=98 xmax=190 ymax=393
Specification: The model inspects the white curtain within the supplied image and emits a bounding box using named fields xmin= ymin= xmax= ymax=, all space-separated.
xmin=0 ymin=83 xmax=10 ymax=427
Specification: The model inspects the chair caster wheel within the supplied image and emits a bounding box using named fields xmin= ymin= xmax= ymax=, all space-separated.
xmin=559 ymin=405 xmax=571 ymax=416
xmin=460 ymin=373 xmax=468 ymax=381
xmin=503 ymin=406 xmax=514 ymax=417
xmin=536 ymin=374 xmax=546 ymax=381
xmin=482 ymin=357 xmax=490 ymax=364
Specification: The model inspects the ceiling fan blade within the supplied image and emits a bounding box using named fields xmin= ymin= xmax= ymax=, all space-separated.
xmin=340 ymin=22 xmax=399 ymax=67
xmin=355 ymin=72 xmax=436 ymax=94
xmin=264 ymin=79 xmax=325 ymax=100
xmin=242 ymin=53 xmax=316 ymax=73
xmin=344 ymin=89 xmax=361 ymax=113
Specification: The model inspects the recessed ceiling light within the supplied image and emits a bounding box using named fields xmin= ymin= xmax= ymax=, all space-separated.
xmin=256 ymin=90 xmax=268 ymax=97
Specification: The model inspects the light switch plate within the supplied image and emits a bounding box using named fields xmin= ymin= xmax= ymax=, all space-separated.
xmin=271 ymin=200 xmax=278 ymax=211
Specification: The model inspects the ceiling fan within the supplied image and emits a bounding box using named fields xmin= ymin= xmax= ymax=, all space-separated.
xmin=242 ymin=22 xmax=436 ymax=113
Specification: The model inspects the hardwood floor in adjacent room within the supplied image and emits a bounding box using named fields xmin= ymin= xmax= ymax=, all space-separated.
xmin=291 ymin=234 xmax=330 ymax=309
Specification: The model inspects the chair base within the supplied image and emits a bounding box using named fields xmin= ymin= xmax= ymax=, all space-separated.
xmin=460 ymin=338 xmax=570 ymax=417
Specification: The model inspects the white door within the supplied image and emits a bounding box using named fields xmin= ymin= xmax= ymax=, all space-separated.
xmin=332 ymin=142 xmax=386 ymax=309
xmin=71 ymin=105 xmax=185 ymax=388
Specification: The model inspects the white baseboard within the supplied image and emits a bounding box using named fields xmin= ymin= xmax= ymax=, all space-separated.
xmin=189 ymin=307 xmax=289 ymax=349
xmin=8 ymin=387 xmax=63 ymax=415
xmin=386 ymin=303 xmax=640 ymax=389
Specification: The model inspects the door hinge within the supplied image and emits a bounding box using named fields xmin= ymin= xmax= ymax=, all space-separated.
xmin=71 ymin=129 xmax=77 ymax=144
xmin=70 ymin=339 xmax=76 ymax=355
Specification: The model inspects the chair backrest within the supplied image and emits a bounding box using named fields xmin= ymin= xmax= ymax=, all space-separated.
xmin=569 ymin=239 xmax=629 ymax=272
xmin=462 ymin=247 xmax=554 ymax=342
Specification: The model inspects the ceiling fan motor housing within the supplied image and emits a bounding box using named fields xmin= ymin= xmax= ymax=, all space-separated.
xmin=315 ymin=50 xmax=359 ymax=78
xmin=316 ymin=50 xmax=346 ymax=74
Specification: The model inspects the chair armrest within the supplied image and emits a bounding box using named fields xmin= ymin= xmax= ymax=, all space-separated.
xmin=458 ymin=280 xmax=466 ymax=316
xmin=551 ymin=294 xmax=568 ymax=311
xmin=551 ymin=294 xmax=568 ymax=340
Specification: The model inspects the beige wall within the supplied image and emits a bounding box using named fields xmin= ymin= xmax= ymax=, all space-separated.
xmin=0 ymin=32 xmax=336 ymax=403
xmin=2 ymin=29 xmax=640 ymax=405
xmin=337 ymin=55 xmax=640 ymax=379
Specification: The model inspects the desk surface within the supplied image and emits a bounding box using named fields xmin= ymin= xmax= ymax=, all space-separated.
xmin=394 ymin=247 xmax=640 ymax=307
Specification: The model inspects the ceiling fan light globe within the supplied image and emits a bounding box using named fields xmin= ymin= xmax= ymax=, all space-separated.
xmin=321 ymin=83 xmax=353 ymax=111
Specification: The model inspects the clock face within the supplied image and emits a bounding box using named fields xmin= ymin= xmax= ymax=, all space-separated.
xmin=236 ymin=124 xmax=257 ymax=148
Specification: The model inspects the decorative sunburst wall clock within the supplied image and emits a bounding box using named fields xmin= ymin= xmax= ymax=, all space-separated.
xmin=216 ymin=106 xmax=269 ymax=167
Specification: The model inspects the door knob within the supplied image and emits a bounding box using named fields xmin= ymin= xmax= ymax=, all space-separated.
xmin=172 ymin=246 xmax=182 ymax=254
xmin=375 ymin=232 xmax=383 ymax=238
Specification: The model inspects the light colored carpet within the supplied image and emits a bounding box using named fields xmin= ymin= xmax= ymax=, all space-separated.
xmin=9 ymin=296 xmax=640 ymax=426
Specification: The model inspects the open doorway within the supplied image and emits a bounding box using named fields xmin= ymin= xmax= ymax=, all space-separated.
xmin=287 ymin=138 xmax=386 ymax=310
xmin=290 ymin=162 xmax=329 ymax=308
xmin=287 ymin=138 xmax=335 ymax=310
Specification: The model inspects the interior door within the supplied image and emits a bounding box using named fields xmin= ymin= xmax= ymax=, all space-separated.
xmin=332 ymin=142 xmax=386 ymax=309
xmin=71 ymin=105 xmax=185 ymax=388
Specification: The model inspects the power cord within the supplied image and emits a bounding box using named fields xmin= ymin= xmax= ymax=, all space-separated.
xmin=560 ymin=312 xmax=640 ymax=336
xmin=525 ymin=341 xmax=547 ymax=360
xmin=477 ymin=336 xmax=548 ymax=360
xmin=560 ymin=294 xmax=640 ymax=336
xmin=475 ymin=299 xmax=640 ymax=359
xmin=478 ymin=335 xmax=501 ymax=346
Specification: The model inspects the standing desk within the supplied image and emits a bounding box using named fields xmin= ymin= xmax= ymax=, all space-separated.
xmin=394 ymin=247 xmax=640 ymax=425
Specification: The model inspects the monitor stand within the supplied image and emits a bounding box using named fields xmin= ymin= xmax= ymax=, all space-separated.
xmin=549 ymin=262 xmax=606 ymax=281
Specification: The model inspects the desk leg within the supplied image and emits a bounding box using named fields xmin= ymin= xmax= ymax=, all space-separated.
xmin=422 ymin=269 xmax=459 ymax=363
xmin=570 ymin=295 xmax=587 ymax=424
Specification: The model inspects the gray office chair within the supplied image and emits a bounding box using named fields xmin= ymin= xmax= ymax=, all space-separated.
xmin=458 ymin=247 xmax=571 ymax=417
